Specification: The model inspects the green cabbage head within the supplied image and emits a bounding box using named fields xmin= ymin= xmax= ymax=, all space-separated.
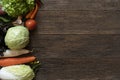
xmin=5 ymin=26 xmax=29 ymax=50
xmin=0 ymin=65 xmax=35 ymax=80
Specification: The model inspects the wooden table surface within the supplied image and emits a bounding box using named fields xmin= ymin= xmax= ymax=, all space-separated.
xmin=32 ymin=0 xmax=120 ymax=80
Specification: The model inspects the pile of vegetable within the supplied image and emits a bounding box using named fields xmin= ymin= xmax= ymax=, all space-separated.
xmin=0 ymin=0 xmax=42 ymax=80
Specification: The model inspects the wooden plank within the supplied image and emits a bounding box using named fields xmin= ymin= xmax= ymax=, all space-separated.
xmin=33 ymin=0 xmax=120 ymax=80
xmin=40 ymin=0 xmax=120 ymax=10
xmin=35 ymin=10 xmax=120 ymax=34
xmin=32 ymin=34 xmax=120 ymax=80
xmin=35 ymin=57 xmax=120 ymax=80
xmin=29 ymin=34 xmax=120 ymax=58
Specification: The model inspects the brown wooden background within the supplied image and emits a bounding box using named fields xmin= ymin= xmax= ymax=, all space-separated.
xmin=31 ymin=0 xmax=120 ymax=80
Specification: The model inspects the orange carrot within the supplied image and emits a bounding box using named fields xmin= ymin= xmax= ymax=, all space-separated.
xmin=30 ymin=3 xmax=39 ymax=19
xmin=36 ymin=0 xmax=43 ymax=7
xmin=0 ymin=56 xmax=36 ymax=66
xmin=26 ymin=9 xmax=35 ymax=19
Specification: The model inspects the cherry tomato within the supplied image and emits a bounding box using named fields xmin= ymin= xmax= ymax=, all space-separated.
xmin=25 ymin=19 xmax=37 ymax=30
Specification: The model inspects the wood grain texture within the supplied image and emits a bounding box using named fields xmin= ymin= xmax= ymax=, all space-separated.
xmin=31 ymin=34 xmax=120 ymax=58
xmin=33 ymin=0 xmax=120 ymax=80
xmin=36 ymin=10 xmax=120 ymax=34
xmin=41 ymin=0 xmax=120 ymax=10
xmin=31 ymin=34 xmax=120 ymax=80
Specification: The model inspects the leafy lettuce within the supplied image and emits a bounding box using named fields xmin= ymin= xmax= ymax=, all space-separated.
xmin=1 ymin=0 xmax=35 ymax=17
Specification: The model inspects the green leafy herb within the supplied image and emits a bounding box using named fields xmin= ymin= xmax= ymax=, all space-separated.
xmin=0 ymin=17 xmax=10 ymax=22
xmin=27 ymin=60 xmax=41 ymax=74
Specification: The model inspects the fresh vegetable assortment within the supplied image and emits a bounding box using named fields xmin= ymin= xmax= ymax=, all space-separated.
xmin=0 ymin=0 xmax=42 ymax=80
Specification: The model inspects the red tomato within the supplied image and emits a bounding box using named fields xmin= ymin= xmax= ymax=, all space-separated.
xmin=25 ymin=19 xmax=37 ymax=30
